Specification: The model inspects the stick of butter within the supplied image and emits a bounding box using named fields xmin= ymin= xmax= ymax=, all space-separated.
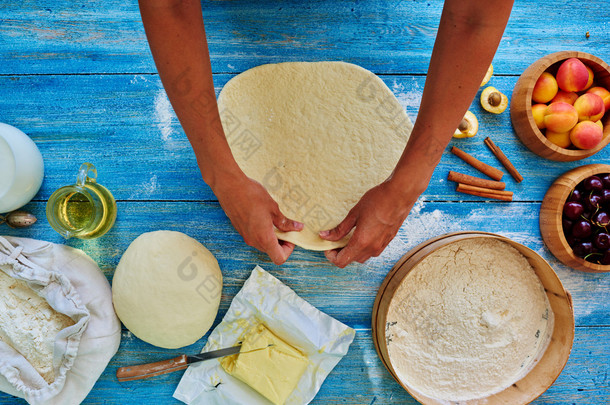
xmin=220 ymin=324 xmax=308 ymax=405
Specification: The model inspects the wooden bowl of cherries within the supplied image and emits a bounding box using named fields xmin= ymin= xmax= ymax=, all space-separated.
xmin=541 ymin=164 xmax=610 ymax=272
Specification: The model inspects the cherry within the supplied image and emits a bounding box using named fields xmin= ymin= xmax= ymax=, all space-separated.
xmin=601 ymin=174 xmax=610 ymax=189
xmin=601 ymin=189 xmax=610 ymax=204
xmin=572 ymin=220 xmax=593 ymax=239
xmin=563 ymin=218 xmax=574 ymax=232
xmin=565 ymin=235 xmax=579 ymax=247
xmin=573 ymin=241 xmax=593 ymax=257
xmin=584 ymin=194 xmax=603 ymax=212
xmin=594 ymin=232 xmax=610 ymax=250
xmin=601 ymin=250 xmax=610 ymax=265
xmin=583 ymin=176 xmax=603 ymax=192
xmin=594 ymin=211 xmax=610 ymax=227
xmin=567 ymin=189 xmax=582 ymax=202
xmin=563 ymin=202 xmax=584 ymax=220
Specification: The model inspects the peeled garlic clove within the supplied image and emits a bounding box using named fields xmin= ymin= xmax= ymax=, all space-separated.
xmin=5 ymin=211 xmax=37 ymax=228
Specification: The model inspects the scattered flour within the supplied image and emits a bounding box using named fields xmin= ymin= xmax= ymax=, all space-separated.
xmin=410 ymin=195 xmax=425 ymax=215
xmin=369 ymin=207 xmax=460 ymax=267
xmin=130 ymin=75 xmax=149 ymax=85
xmin=392 ymin=78 xmax=422 ymax=118
xmin=128 ymin=175 xmax=158 ymax=200
xmin=154 ymin=89 xmax=175 ymax=141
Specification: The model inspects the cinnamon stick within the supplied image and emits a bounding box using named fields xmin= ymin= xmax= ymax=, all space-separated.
xmin=448 ymin=171 xmax=506 ymax=190
xmin=457 ymin=183 xmax=513 ymax=202
xmin=450 ymin=146 xmax=504 ymax=181
xmin=484 ymin=137 xmax=524 ymax=183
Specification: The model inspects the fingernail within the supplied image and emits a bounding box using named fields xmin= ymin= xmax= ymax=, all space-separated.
xmin=294 ymin=221 xmax=304 ymax=230
xmin=319 ymin=230 xmax=330 ymax=237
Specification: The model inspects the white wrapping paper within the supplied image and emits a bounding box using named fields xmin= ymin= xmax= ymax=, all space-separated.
xmin=174 ymin=265 xmax=355 ymax=405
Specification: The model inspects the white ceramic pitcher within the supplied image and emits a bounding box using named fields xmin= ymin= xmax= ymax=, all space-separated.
xmin=0 ymin=123 xmax=44 ymax=213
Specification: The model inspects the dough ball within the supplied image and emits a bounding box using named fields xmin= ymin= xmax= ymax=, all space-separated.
xmin=112 ymin=231 xmax=222 ymax=349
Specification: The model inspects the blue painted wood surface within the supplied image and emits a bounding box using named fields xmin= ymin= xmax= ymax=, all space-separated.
xmin=1 ymin=0 xmax=609 ymax=404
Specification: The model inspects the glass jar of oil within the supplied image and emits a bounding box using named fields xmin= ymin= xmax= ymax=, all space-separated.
xmin=46 ymin=163 xmax=117 ymax=239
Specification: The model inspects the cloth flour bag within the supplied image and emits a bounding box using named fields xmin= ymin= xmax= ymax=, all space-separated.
xmin=0 ymin=236 xmax=121 ymax=404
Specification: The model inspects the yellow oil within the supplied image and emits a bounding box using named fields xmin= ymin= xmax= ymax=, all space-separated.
xmin=48 ymin=184 xmax=116 ymax=239
xmin=60 ymin=192 xmax=94 ymax=230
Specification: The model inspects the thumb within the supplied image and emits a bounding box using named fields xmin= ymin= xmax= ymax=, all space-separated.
xmin=273 ymin=211 xmax=304 ymax=233
xmin=319 ymin=211 xmax=357 ymax=241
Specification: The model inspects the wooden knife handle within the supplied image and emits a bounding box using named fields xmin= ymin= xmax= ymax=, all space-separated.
xmin=116 ymin=355 xmax=188 ymax=382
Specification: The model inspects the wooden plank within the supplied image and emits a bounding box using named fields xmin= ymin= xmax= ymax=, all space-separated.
xmin=1 ymin=74 xmax=607 ymax=203
xmin=0 ymin=326 xmax=607 ymax=404
xmin=0 ymin=1 xmax=608 ymax=75
xmin=4 ymin=201 xmax=608 ymax=328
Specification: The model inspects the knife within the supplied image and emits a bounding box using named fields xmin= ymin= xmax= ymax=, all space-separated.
xmin=116 ymin=344 xmax=242 ymax=382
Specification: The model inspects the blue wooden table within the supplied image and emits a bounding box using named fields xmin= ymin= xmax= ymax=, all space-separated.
xmin=1 ymin=1 xmax=609 ymax=403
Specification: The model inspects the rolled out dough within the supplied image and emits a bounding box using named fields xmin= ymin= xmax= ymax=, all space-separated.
xmin=218 ymin=62 xmax=413 ymax=250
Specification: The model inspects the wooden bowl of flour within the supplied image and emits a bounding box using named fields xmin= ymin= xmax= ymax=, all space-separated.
xmin=372 ymin=231 xmax=574 ymax=405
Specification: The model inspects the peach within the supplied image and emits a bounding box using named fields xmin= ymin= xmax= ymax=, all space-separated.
xmin=532 ymin=72 xmax=558 ymax=103
xmin=587 ymin=86 xmax=610 ymax=111
xmin=573 ymin=93 xmax=605 ymax=122
xmin=570 ymin=121 xmax=603 ymax=149
xmin=556 ymin=58 xmax=590 ymax=92
xmin=543 ymin=102 xmax=579 ymax=133
xmin=531 ymin=103 xmax=547 ymax=129
xmin=546 ymin=130 xmax=572 ymax=148
xmin=551 ymin=90 xmax=578 ymax=105
xmin=584 ymin=65 xmax=594 ymax=90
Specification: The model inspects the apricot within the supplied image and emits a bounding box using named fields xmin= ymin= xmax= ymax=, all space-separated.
xmin=587 ymin=86 xmax=610 ymax=111
xmin=481 ymin=64 xmax=493 ymax=87
xmin=480 ymin=86 xmax=508 ymax=114
xmin=453 ymin=111 xmax=478 ymax=138
xmin=532 ymin=72 xmax=558 ymax=103
xmin=594 ymin=120 xmax=608 ymax=139
xmin=595 ymin=120 xmax=604 ymax=131
xmin=531 ymin=103 xmax=547 ymax=129
xmin=584 ymin=65 xmax=595 ymax=90
xmin=551 ymin=90 xmax=578 ymax=105
xmin=570 ymin=121 xmax=603 ymax=149
xmin=556 ymin=58 xmax=590 ymax=92
xmin=543 ymin=102 xmax=579 ymax=133
xmin=573 ymin=93 xmax=605 ymax=122
xmin=545 ymin=130 xmax=572 ymax=148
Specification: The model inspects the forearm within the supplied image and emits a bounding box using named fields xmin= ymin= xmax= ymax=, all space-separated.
xmin=138 ymin=0 xmax=244 ymax=189
xmin=390 ymin=0 xmax=514 ymax=194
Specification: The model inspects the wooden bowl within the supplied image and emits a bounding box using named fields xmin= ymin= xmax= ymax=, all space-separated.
xmin=372 ymin=231 xmax=574 ymax=405
xmin=540 ymin=163 xmax=610 ymax=272
xmin=511 ymin=51 xmax=610 ymax=161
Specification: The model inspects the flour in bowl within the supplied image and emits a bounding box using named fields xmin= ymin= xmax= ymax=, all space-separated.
xmin=386 ymin=238 xmax=554 ymax=401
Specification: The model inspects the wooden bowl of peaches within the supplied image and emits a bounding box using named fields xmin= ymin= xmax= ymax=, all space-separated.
xmin=511 ymin=51 xmax=610 ymax=161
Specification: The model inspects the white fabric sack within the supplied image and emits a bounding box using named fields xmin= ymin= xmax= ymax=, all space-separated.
xmin=0 ymin=236 xmax=121 ymax=404
xmin=174 ymin=265 xmax=355 ymax=405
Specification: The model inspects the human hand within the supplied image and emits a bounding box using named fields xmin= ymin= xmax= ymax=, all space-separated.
xmin=214 ymin=175 xmax=303 ymax=265
xmin=319 ymin=179 xmax=420 ymax=268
